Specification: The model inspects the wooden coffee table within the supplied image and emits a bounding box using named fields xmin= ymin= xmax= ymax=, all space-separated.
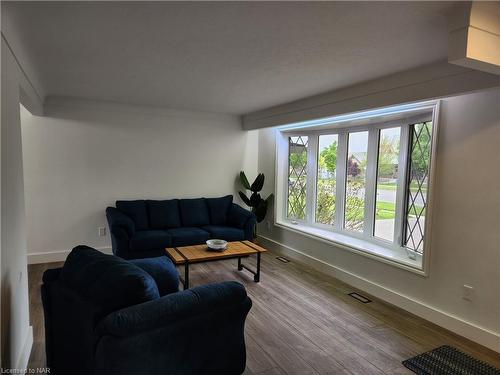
xmin=165 ymin=240 xmax=267 ymax=289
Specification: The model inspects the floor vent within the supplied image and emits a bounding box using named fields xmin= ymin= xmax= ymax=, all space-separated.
xmin=276 ymin=256 xmax=290 ymax=263
xmin=348 ymin=292 xmax=372 ymax=304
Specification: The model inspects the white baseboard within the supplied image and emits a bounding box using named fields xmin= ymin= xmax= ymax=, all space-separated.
xmin=258 ymin=235 xmax=500 ymax=353
xmin=16 ymin=326 xmax=33 ymax=371
xmin=27 ymin=247 xmax=112 ymax=264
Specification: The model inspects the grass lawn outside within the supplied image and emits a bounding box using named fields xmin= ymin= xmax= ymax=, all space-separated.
xmin=377 ymin=183 xmax=427 ymax=193
xmin=307 ymin=178 xmax=427 ymax=222
xmin=375 ymin=201 xmax=425 ymax=220
xmin=376 ymin=201 xmax=396 ymax=219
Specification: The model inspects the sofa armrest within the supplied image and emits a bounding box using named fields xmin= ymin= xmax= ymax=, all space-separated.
xmin=228 ymin=203 xmax=256 ymax=240
xmin=106 ymin=207 xmax=135 ymax=236
xmin=94 ymin=282 xmax=251 ymax=375
xmin=242 ymin=214 xmax=257 ymax=241
xmin=106 ymin=207 xmax=135 ymax=257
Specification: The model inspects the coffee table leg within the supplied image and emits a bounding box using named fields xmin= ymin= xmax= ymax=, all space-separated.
xmin=184 ymin=262 xmax=190 ymax=290
xmin=238 ymin=253 xmax=262 ymax=282
xmin=254 ymin=252 xmax=261 ymax=282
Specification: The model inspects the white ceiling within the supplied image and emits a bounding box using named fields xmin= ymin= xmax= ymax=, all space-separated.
xmin=4 ymin=1 xmax=455 ymax=115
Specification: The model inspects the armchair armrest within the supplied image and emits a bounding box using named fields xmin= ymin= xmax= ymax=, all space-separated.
xmin=106 ymin=207 xmax=135 ymax=236
xmin=228 ymin=203 xmax=256 ymax=240
xmin=95 ymin=282 xmax=252 ymax=375
xmin=97 ymin=281 xmax=248 ymax=337
xmin=42 ymin=267 xmax=62 ymax=283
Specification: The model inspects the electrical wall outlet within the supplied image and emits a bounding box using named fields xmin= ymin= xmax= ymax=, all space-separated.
xmin=462 ymin=284 xmax=474 ymax=301
xmin=98 ymin=227 xmax=107 ymax=237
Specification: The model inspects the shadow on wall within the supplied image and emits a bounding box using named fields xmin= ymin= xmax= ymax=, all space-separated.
xmin=440 ymin=89 xmax=500 ymax=144
xmin=41 ymin=97 xmax=239 ymax=130
xmin=233 ymin=173 xmax=242 ymax=204
xmin=1 ymin=271 xmax=12 ymax=368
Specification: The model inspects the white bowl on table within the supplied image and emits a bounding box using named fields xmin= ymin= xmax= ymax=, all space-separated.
xmin=206 ymin=239 xmax=228 ymax=251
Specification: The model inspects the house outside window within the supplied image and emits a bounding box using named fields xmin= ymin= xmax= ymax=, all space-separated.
xmin=275 ymin=102 xmax=439 ymax=273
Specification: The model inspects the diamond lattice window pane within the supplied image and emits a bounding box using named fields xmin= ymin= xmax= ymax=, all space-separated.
xmin=405 ymin=122 xmax=432 ymax=253
xmin=287 ymin=136 xmax=308 ymax=220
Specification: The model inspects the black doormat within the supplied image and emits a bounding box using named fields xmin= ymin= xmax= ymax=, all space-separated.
xmin=403 ymin=345 xmax=500 ymax=375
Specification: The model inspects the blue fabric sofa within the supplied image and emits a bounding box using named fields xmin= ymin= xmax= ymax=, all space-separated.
xmin=42 ymin=246 xmax=252 ymax=375
xmin=106 ymin=195 xmax=256 ymax=259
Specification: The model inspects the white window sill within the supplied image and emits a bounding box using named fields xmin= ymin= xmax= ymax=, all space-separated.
xmin=275 ymin=220 xmax=425 ymax=274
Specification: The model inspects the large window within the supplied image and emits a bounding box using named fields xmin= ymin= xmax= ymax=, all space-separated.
xmin=277 ymin=103 xmax=438 ymax=271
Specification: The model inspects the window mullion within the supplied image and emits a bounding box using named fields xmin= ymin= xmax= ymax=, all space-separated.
xmin=335 ymin=132 xmax=347 ymax=229
xmin=394 ymin=124 xmax=410 ymax=245
xmin=364 ymin=129 xmax=379 ymax=237
xmin=305 ymin=135 xmax=318 ymax=224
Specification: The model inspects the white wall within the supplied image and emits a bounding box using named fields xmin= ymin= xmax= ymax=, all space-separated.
xmin=257 ymin=88 xmax=500 ymax=352
xmin=21 ymin=97 xmax=258 ymax=262
xmin=1 ymin=35 xmax=43 ymax=369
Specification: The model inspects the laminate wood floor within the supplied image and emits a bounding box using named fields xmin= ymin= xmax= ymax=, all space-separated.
xmin=27 ymin=251 xmax=500 ymax=374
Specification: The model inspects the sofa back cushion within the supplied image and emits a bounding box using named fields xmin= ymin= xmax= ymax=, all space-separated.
xmin=116 ymin=200 xmax=149 ymax=230
xmin=60 ymin=246 xmax=160 ymax=314
xmin=147 ymin=199 xmax=181 ymax=229
xmin=206 ymin=195 xmax=233 ymax=225
xmin=179 ymin=198 xmax=210 ymax=227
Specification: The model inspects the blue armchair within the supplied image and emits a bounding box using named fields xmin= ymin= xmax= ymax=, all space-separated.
xmin=106 ymin=195 xmax=257 ymax=259
xmin=42 ymin=246 xmax=252 ymax=375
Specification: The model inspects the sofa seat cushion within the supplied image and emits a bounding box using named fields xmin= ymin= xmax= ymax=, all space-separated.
xmin=130 ymin=231 xmax=172 ymax=251
xmin=179 ymin=198 xmax=210 ymax=227
xmin=129 ymin=256 xmax=179 ymax=296
xmin=146 ymin=199 xmax=181 ymax=229
xmin=166 ymin=227 xmax=210 ymax=247
xmin=202 ymin=225 xmax=246 ymax=242
xmin=60 ymin=246 xmax=160 ymax=314
xmin=116 ymin=200 xmax=149 ymax=231
xmin=206 ymin=195 xmax=233 ymax=225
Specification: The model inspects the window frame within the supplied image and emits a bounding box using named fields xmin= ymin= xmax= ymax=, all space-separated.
xmin=275 ymin=101 xmax=440 ymax=275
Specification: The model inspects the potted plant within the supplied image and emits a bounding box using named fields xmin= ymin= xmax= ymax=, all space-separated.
xmin=238 ymin=171 xmax=273 ymax=238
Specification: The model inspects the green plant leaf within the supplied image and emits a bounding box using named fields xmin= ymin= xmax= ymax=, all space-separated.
xmin=249 ymin=192 xmax=262 ymax=208
xmin=254 ymin=200 xmax=268 ymax=223
xmin=240 ymin=171 xmax=251 ymax=190
xmin=251 ymin=173 xmax=265 ymax=192
xmin=238 ymin=191 xmax=251 ymax=207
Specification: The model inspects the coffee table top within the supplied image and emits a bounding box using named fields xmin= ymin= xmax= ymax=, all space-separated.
xmin=166 ymin=240 xmax=267 ymax=265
